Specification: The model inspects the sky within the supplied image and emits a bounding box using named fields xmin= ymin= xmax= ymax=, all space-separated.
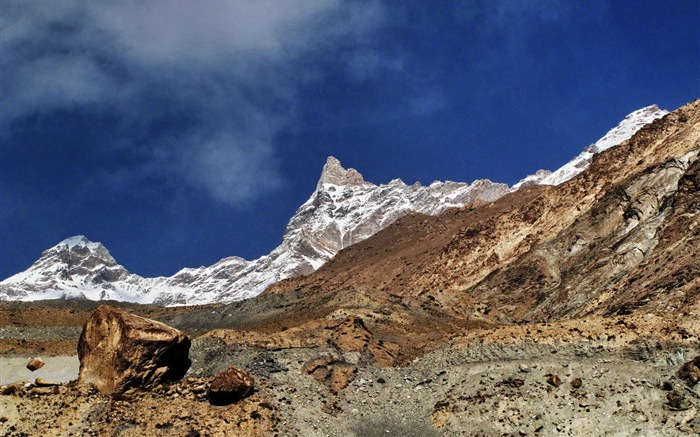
xmin=1 ymin=0 xmax=698 ymax=279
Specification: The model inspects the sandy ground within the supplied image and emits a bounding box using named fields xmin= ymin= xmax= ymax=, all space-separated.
xmin=0 ymin=355 xmax=79 ymax=385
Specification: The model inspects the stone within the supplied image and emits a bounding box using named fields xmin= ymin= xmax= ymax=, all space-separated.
xmin=547 ymin=374 xmax=562 ymax=387
xmin=34 ymin=378 xmax=58 ymax=387
xmin=208 ymin=367 xmax=255 ymax=406
xmin=77 ymin=305 xmax=191 ymax=395
xmin=677 ymin=355 xmax=700 ymax=386
xmin=0 ymin=382 xmax=25 ymax=396
xmin=28 ymin=386 xmax=58 ymax=395
xmin=26 ymin=357 xmax=45 ymax=371
xmin=302 ymin=356 xmax=337 ymax=375
xmin=570 ymin=378 xmax=583 ymax=389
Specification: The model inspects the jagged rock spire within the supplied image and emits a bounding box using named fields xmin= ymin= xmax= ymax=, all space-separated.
xmin=316 ymin=156 xmax=365 ymax=190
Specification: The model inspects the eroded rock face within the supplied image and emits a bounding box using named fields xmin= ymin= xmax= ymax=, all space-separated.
xmin=208 ymin=367 xmax=255 ymax=405
xmin=77 ymin=305 xmax=191 ymax=394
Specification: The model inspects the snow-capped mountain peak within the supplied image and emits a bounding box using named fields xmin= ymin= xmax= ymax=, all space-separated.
xmin=0 ymin=105 xmax=669 ymax=306
xmin=513 ymin=104 xmax=669 ymax=189
xmin=59 ymin=235 xmax=100 ymax=249
xmin=0 ymin=157 xmax=508 ymax=305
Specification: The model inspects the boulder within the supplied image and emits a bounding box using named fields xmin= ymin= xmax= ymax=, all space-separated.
xmin=26 ymin=357 xmax=45 ymax=371
xmin=208 ymin=367 xmax=255 ymax=405
xmin=77 ymin=305 xmax=191 ymax=394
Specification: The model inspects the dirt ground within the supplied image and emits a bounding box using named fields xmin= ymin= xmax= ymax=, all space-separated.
xmin=2 ymin=300 xmax=700 ymax=436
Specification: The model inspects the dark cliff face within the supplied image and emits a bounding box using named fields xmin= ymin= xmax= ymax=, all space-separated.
xmin=267 ymin=100 xmax=700 ymax=323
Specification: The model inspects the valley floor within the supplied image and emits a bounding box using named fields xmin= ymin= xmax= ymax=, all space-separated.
xmin=1 ymin=301 xmax=699 ymax=436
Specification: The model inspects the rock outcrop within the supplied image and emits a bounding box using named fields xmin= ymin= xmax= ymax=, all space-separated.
xmin=77 ymin=305 xmax=191 ymax=394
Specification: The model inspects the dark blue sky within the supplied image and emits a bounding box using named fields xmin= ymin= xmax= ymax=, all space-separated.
xmin=1 ymin=0 xmax=698 ymax=278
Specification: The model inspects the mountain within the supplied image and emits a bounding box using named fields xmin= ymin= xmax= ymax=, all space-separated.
xmin=266 ymin=99 xmax=699 ymax=323
xmin=512 ymin=104 xmax=669 ymax=189
xmin=0 ymin=158 xmax=508 ymax=305
xmin=0 ymin=103 xmax=673 ymax=306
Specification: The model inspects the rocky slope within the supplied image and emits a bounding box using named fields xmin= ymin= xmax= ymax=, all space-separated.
xmin=266 ymin=99 xmax=699 ymax=325
xmin=0 ymin=159 xmax=508 ymax=305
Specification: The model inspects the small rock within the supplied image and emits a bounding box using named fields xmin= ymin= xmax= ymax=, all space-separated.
xmin=519 ymin=364 xmax=531 ymax=373
xmin=209 ymin=367 xmax=255 ymax=406
xmin=547 ymin=374 xmax=562 ymax=387
xmin=0 ymin=382 xmax=25 ymax=396
xmin=34 ymin=378 xmax=58 ymax=387
xmin=26 ymin=357 xmax=45 ymax=371
xmin=661 ymin=381 xmax=673 ymax=391
xmin=570 ymin=378 xmax=582 ymax=389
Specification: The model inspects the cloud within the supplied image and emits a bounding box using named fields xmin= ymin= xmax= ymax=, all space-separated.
xmin=1 ymin=0 xmax=386 ymax=205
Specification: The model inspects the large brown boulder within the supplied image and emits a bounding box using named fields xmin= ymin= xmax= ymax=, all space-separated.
xmin=77 ymin=305 xmax=191 ymax=394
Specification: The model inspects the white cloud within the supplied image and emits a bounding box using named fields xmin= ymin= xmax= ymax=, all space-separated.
xmin=0 ymin=0 xmax=386 ymax=205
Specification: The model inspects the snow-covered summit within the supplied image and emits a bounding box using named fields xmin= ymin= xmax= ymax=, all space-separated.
xmin=59 ymin=235 xmax=103 ymax=249
xmin=514 ymin=104 xmax=669 ymax=189
xmin=0 ymin=158 xmax=508 ymax=305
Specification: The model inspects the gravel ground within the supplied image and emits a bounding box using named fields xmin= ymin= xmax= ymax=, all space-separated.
xmin=188 ymin=335 xmax=700 ymax=436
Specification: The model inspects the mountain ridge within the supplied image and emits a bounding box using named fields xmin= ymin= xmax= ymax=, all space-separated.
xmin=265 ymin=99 xmax=700 ymax=324
xmin=0 ymin=103 xmax=672 ymax=305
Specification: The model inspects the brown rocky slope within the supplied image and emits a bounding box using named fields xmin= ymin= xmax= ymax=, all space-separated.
xmin=266 ymin=99 xmax=700 ymax=324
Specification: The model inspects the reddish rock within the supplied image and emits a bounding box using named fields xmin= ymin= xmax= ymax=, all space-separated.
xmin=547 ymin=374 xmax=562 ymax=387
xmin=77 ymin=305 xmax=191 ymax=395
xmin=302 ymin=356 xmax=357 ymax=393
xmin=571 ymin=377 xmax=583 ymax=389
xmin=26 ymin=357 xmax=45 ymax=371
xmin=328 ymin=364 xmax=357 ymax=394
xmin=209 ymin=367 xmax=255 ymax=406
